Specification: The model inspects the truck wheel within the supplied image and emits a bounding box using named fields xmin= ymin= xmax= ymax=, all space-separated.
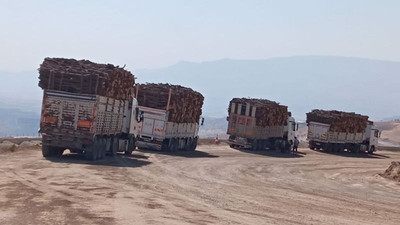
xmin=334 ymin=144 xmax=340 ymax=153
xmin=85 ymin=148 xmax=97 ymax=161
xmin=97 ymin=138 xmax=105 ymax=159
xmin=251 ymin=140 xmax=258 ymax=151
xmin=308 ymin=141 xmax=315 ymax=150
xmin=168 ymin=138 xmax=178 ymax=152
xmin=184 ymin=138 xmax=192 ymax=151
xmin=125 ymin=136 xmax=135 ymax=155
xmin=171 ymin=139 xmax=178 ymax=152
xmin=368 ymin=146 xmax=375 ymax=154
xmin=125 ymin=148 xmax=133 ymax=155
xmin=42 ymin=145 xmax=52 ymax=158
xmin=326 ymin=143 xmax=333 ymax=152
xmin=191 ymin=138 xmax=198 ymax=151
xmin=273 ymin=140 xmax=281 ymax=151
xmin=284 ymin=141 xmax=291 ymax=153
xmin=102 ymin=137 xmax=112 ymax=159
xmin=110 ymin=136 xmax=119 ymax=156
xmin=86 ymin=138 xmax=99 ymax=161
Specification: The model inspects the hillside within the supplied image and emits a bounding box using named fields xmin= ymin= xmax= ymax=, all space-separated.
xmin=375 ymin=122 xmax=400 ymax=147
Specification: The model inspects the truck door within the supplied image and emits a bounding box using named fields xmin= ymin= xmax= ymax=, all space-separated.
xmin=288 ymin=121 xmax=296 ymax=143
xmin=142 ymin=117 xmax=155 ymax=135
xmin=370 ymin=129 xmax=379 ymax=146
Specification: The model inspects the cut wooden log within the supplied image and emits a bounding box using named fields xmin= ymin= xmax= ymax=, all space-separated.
xmin=38 ymin=58 xmax=135 ymax=100
xmin=306 ymin=109 xmax=369 ymax=133
xmin=135 ymin=83 xmax=204 ymax=124
xmin=228 ymin=98 xmax=289 ymax=126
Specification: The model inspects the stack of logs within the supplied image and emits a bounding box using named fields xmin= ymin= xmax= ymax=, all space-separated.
xmin=135 ymin=83 xmax=204 ymax=124
xmin=306 ymin=109 xmax=369 ymax=133
xmin=38 ymin=58 xmax=135 ymax=100
xmin=229 ymin=98 xmax=288 ymax=126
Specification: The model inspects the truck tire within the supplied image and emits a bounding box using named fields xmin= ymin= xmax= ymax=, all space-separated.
xmin=102 ymin=137 xmax=112 ymax=159
xmin=125 ymin=136 xmax=135 ymax=155
xmin=257 ymin=140 xmax=264 ymax=151
xmin=85 ymin=148 xmax=97 ymax=161
xmin=191 ymin=138 xmax=198 ymax=151
xmin=97 ymin=138 xmax=104 ymax=159
xmin=168 ymin=138 xmax=178 ymax=152
xmin=251 ymin=140 xmax=258 ymax=151
xmin=86 ymin=137 xmax=100 ymax=161
xmin=284 ymin=141 xmax=291 ymax=153
xmin=308 ymin=141 xmax=315 ymax=150
xmin=110 ymin=136 xmax=119 ymax=157
xmin=184 ymin=138 xmax=192 ymax=151
xmin=368 ymin=146 xmax=375 ymax=154
xmin=42 ymin=145 xmax=52 ymax=158
xmin=326 ymin=143 xmax=333 ymax=152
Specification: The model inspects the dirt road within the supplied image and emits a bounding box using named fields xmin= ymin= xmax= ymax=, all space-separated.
xmin=0 ymin=145 xmax=399 ymax=225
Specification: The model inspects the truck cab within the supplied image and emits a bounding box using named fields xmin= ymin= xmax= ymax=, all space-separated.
xmin=285 ymin=116 xmax=296 ymax=145
xmin=363 ymin=123 xmax=379 ymax=153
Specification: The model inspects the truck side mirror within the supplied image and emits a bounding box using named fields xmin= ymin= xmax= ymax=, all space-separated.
xmin=135 ymin=107 xmax=144 ymax=122
xmin=201 ymin=118 xmax=205 ymax=126
xmin=296 ymin=123 xmax=299 ymax=131
xmin=139 ymin=111 xmax=144 ymax=122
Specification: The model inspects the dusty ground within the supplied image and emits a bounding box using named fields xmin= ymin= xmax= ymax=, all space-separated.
xmin=0 ymin=144 xmax=399 ymax=225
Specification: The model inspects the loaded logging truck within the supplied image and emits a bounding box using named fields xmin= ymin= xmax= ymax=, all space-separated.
xmin=226 ymin=98 xmax=297 ymax=153
xmin=307 ymin=110 xmax=380 ymax=154
xmin=38 ymin=58 xmax=138 ymax=160
xmin=132 ymin=83 xmax=204 ymax=151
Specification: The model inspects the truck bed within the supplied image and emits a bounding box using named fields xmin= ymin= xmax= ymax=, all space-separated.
xmin=135 ymin=106 xmax=199 ymax=140
xmin=40 ymin=90 xmax=126 ymax=138
xmin=227 ymin=114 xmax=284 ymax=139
xmin=307 ymin=121 xmax=363 ymax=143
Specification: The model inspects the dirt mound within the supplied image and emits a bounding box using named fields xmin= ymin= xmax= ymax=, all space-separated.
xmin=0 ymin=141 xmax=41 ymax=154
xmin=0 ymin=141 xmax=18 ymax=154
xmin=381 ymin=161 xmax=400 ymax=182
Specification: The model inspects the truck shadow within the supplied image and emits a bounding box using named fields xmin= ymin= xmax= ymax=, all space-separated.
xmin=47 ymin=153 xmax=152 ymax=167
xmin=313 ymin=150 xmax=390 ymax=159
xmin=137 ymin=148 xmax=219 ymax=158
xmin=235 ymin=148 xmax=305 ymax=158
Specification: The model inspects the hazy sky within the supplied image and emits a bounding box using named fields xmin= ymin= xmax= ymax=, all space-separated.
xmin=1 ymin=0 xmax=399 ymax=72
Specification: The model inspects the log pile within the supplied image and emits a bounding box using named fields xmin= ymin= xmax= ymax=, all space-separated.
xmin=306 ymin=109 xmax=369 ymax=133
xmin=228 ymin=98 xmax=288 ymax=126
xmin=38 ymin=58 xmax=135 ymax=100
xmin=135 ymin=83 xmax=204 ymax=124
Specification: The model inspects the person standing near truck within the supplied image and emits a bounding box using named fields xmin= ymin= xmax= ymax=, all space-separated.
xmin=293 ymin=137 xmax=299 ymax=152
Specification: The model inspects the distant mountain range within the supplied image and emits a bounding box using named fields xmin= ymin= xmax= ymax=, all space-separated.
xmin=0 ymin=107 xmax=39 ymax=137
xmin=0 ymin=70 xmax=42 ymax=113
xmin=1 ymin=55 xmax=400 ymax=136
xmin=136 ymin=56 xmax=400 ymax=121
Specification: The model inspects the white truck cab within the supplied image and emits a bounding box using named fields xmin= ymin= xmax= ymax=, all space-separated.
xmin=285 ymin=116 xmax=297 ymax=145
